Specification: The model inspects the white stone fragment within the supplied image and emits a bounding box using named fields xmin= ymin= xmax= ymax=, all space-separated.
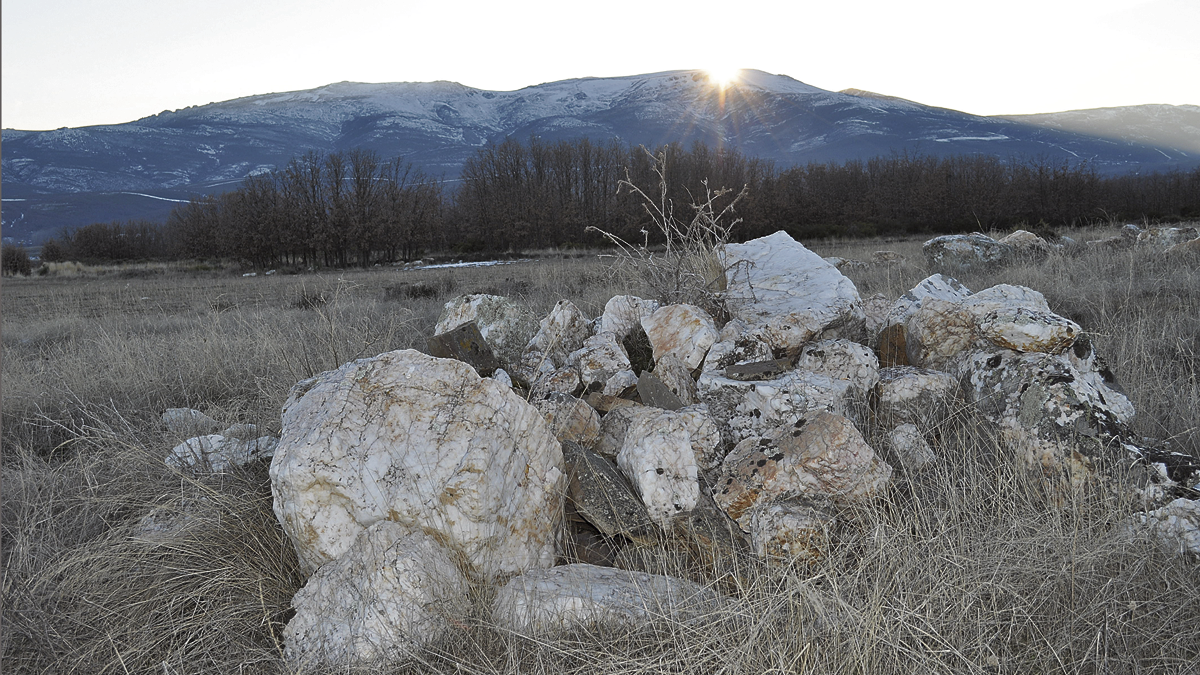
xmin=491 ymin=368 xmax=513 ymax=388
xmin=885 ymin=423 xmax=937 ymax=471
xmin=874 ymin=366 xmax=961 ymax=428
xmin=999 ymin=230 xmax=1054 ymax=257
xmin=603 ymin=369 xmax=639 ymax=396
xmin=653 ymin=354 xmax=699 ymax=406
xmin=568 ymin=332 xmax=632 ymax=390
xmin=270 ymin=349 xmax=565 ymax=579
xmin=640 ymin=304 xmax=718 ymax=371
xmin=167 ymin=434 xmax=278 ymax=472
xmin=1134 ymin=498 xmax=1200 ymax=555
xmin=701 ymin=323 xmax=774 ymax=373
xmin=525 ymin=300 xmax=593 ymax=370
xmin=885 ymin=273 xmax=972 ymax=329
xmin=491 ymin=564 xmax=728 ymax=635
xmin=595 ymin=405 xmax=657 ymax=460
xmin=698 ymin=370 xmax=855 ymax=444
xmin=599 ymin=295 xmax=661 ymax=340
xmin=283 ymin=524 xmax=470 ymax=667
xmin=714 ymin=411 xmax=891 ymax=523
xmin=616 ymin=410 xmax=701 ymax=524
xmin=535 ymin=392 xmax=602 ymax=448
xmin=722 ymin=231 xmax=865 ymax=353
xmin=745 ymin=501 xmax=837 ymax=563
xmin=162 ymin=408 xmax=223 ymax=436
xmin=435 ymin=294 xmax=537 ymax=366
xmin=1137 ymin=226 xmax=1199 ymax=250
xmin=795 ymin=339 xmax=880 ymax=399
xmin=922 ymin=233 xmax=1013 ymax=271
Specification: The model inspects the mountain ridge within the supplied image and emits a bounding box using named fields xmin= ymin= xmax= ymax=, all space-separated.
xmin=3 ymin=69 xmax=1197 ymax=243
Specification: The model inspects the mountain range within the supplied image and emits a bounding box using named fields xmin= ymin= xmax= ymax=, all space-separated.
xmin=3 ymin=69 xmax=1198 ymax=244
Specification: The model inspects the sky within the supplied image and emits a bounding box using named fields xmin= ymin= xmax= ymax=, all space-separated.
xmin=2 ymin=0 xmax=1198 ymax=131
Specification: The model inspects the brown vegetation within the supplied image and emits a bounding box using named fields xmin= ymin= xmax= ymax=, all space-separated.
xmin=3 ymin=228 xmax=1199 ymax=674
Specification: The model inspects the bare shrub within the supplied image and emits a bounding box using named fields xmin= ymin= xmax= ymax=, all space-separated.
xmin=589 ymin=147 xmax=747 ymax=319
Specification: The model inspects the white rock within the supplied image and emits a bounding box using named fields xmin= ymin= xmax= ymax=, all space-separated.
xmin=162 ymin=408 xmax=223 ymax=436
xmin=270 ymin=349 xmax=565 ymax=579
xmin=998 ymin=230 xmax=1054 ymax=257
xmin=525 ymin=300 xmax=593 ymax=370
xmin=435 ymin=294 xmax=537 ymax=366
xmin=722 ymin=231 xmax=865 ymax=353
xmin=568 ymin=332 xmax=632 ymax=390
xmin=1136 ymin=226 xmax=1200 ymax=250
xmin=535 ymin=392 xmax=601 ymax=448
xmin=640 ymin=304 xmax=718 ymax=371
xmin=653 ymin=354 xmax=699 ymax=406
xmin=698 ymin=370 xmax=855 ymax=444
xmin=599 ymin=295 xmax=661 ymax=340
xmin=874 ymin=366 xmax=960 ymax=428
xmin=904 ymin=298 xmax=979 ymax=371
xmin=283 ymin=524 xmax=469 ymax=667
xmin=922 ymin=233 xmax=1013 ymax=271
xmin=616 ymin=410 xmax=701 ymax=524
xmin=745 ymin=501 xmax=837 ymax=563
xmin=885 ymin=423 xmax=937 ymax=470
xmin=701 ymin=322 xmax=774 ymax=373
xmin=603 ymin=369 xmax=639 ymax=396
xmin=491 ymin=563 xmax=728 ymax=635
xmin=861 ymin=293 xmax=893 ymax=340
xmin=795 ymin=339 xmax=880 ymax=399
xmin=491 ymin=368 xmax=513 ymax=388
xmin=595 ymin=405 xmax=657 ymax=460
xmin=167 ymin=434 xmax=278 ymax=472
xmin=714 ymin=410 xmax=891 ymax=524
xmin=885 ymin=274 xmax=972 ymax=329
xmin=1134 ymin=498 xmax=1200 ymax=555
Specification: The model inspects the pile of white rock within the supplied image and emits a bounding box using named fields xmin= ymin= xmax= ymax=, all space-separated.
xmin=252 ymin=230 xmax=1198 ymax=668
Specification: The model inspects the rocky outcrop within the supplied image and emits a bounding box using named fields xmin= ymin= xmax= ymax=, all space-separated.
xmin=283 ymin=524 xmax=469 ymax=667
xmin=270 ymin=349 xmax=565 ymax=579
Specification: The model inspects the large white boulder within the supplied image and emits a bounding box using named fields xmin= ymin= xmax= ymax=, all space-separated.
xmin=640 ymin=304 xmax=719 ymax=371
xmin=283 ymin=524 xmax=469 ymax=667
xmin=722 ymin=231 xmax=865 ymax=353
xmin=491 ymin=564 xmax=728 ymax=635
xmin=270 ymin=349 xmax=565 ymax=579
xmin=434 ymin=294 xmax=537 ymax=366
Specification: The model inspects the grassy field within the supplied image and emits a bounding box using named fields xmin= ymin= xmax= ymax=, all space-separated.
xmin=3 ymin=228 xmax=1199 ymax=674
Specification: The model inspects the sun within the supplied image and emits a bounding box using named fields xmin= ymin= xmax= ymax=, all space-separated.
xmin=704 ymin=67 xmax=741 ymax=87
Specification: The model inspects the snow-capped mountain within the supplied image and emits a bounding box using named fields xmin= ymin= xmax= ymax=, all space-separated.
xmin=3 ymin=69 xmax=1197 ymax=242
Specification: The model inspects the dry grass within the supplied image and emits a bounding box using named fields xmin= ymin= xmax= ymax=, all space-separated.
xmin=3 ymin=232 xmax=1199 ymax=674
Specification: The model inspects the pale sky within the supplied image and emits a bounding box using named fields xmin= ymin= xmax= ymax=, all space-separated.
xmin=2 ymin=0 xmax=1198 ymax=131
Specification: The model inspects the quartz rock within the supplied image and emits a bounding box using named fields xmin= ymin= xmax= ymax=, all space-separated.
xmin=1134 ymin=498 xmax=1200 ymax=555
xmin=603 ymin=369 xmax=639 ymax=396
xmin=616 ymin=411 xmax=701 ymax=524
xmin=884 ymin=423 xmax=937 ymax=471
xmin=562 ymin=440 xmax=656 ymax=542
xmin=714 ymin=411 xmax=891 ymax=524
xmin=270 ymin=349 xmax=565 ymax=579
xmin=568 ymin=332 xmax=632 ymax=390
xmin=492 ymin=564 xmax=728 ymax=635
xmin=535 ymin=392 xmax=602 ymax=448
xmin=283 ymin=524 xmax=469 ymax=667
xmin=525 ymin=300 xmax=593 ymax=370
xmin=162 ymin=408 xmax=223 ymax=437
xmin=998 ymin=230 xmax=1054 ymax=258
xmin=722 ymin=231 xmax=865 ymax=353
xmin=923 ymin=233 xmax=1013 ymax=272
xmin=653 ymin=354 xmax=700 ymax=406
xmin=640 ymin=304 xmax=718 ymax=371
xmin=745 ymin=500 xmax=837 ymax=563
xmin=1136 ymin=226 xmax=1199 ymax=250
xmin=701 ymin=321 xmax=775 ymax=373
xmin=873 ymin=366 xmax=960 ymax=428
xmin=167 ymin=434 xmax=278 ymax=472
xmin=795 ymin=339 xmax=880 ymax=399
xmin=599 ymin=295 xmax=661 ymax=340
xmin=698 ymin=370 xmax=856 ymax=445
xmin=435 ymin=294 xmax=537 ymax=367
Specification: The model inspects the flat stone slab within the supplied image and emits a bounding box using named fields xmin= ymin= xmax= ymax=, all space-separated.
xmin=562 ymin=440 xmax=657 ymax=543
xmin=724 ymin=358 xmax=793 ymax=381
xmin=638 ymin=370 xmax=684 ymax=411
xmin=427 ymin=321 xmax=501 ymax=376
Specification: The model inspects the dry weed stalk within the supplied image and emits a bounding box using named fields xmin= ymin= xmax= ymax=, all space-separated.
xmin=588 ymin=147 xmax=747 ymax=318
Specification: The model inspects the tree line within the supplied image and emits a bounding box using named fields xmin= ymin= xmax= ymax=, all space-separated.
xmin=42 ymin=140 xmax=1200 ymax=266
